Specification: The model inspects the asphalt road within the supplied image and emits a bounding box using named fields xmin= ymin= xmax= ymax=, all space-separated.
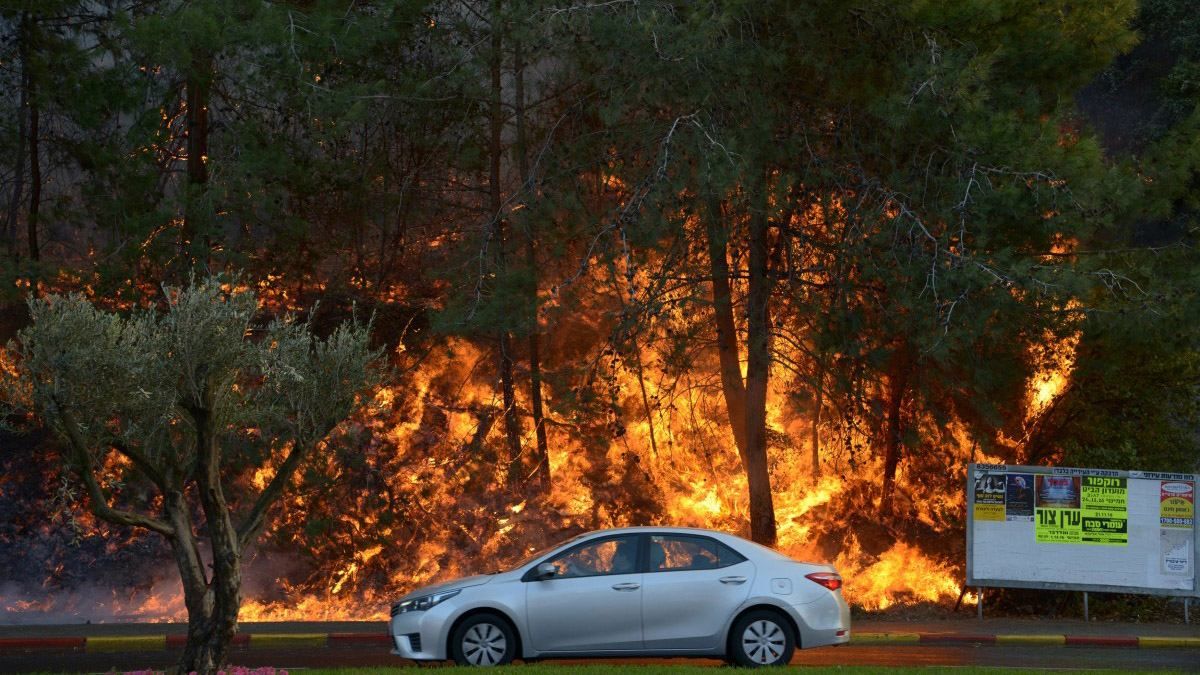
xmin=1 ymin=643 xmax=1198 ymax=673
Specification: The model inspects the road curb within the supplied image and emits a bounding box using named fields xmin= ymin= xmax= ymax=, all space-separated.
xmin=85 ymin=636 xmax=166 ymax=653
xmin=0 ymin=637 xmax=84 ymax=652
xmin=0 ymin=633 xmax=391 ymax=655
xmin=1138 ymin=636 xmax=1200 ymax=648
xmin=996 ymin=634 xmax=1066 ymax=645
xmin=848 ymin=632 xmax=1197 ymax=648
xmin=0 ymin=631 xmax=1195 ymax=654
xmin=850 ymin=632 xmax=920 ymax=643
xmin=248 ymin=634 xmax=329 ymax=649
xmin=918 ymin=633 xmax=998 ymax=644
xmin=327 ymin=633 xmax=392 ymax=647
xmin=1065 ymin=635 xmax=1139 ymax=647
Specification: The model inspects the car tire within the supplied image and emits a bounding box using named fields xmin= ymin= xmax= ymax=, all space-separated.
xmin=728 ymin=609 xmax=796 ymax=667
xmin=450 ymin=612 xmax=517 ymax=667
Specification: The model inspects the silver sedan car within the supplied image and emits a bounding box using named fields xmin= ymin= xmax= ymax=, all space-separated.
xmin=388 ymin=526 xmax=850 ymax=667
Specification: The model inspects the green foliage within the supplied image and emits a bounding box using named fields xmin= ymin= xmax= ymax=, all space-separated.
xmin=300 ymin=665 xmax=1115 ymax=675
xmin=3 ymin=274 xmax=382 ymax=500
xmin=558 ymin=0 xmax=1151 ymax=475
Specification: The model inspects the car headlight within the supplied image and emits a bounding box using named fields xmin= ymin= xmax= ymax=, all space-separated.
xmin=390 ymin=589 xmax=461 ymax=616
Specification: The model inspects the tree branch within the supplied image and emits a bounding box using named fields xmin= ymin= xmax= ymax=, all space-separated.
xmin=110 ymin=439 xmax=168 ymax=491
xmin=236 ymin=438 xmax=315 ymax=549
xmin=55 ymin=402 xmax=175 ymax=538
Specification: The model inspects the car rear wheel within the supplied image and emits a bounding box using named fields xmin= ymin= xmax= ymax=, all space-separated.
xmin=728 ymin=609 xmax=795 ymax=667
xmin=450 ymin=613 xmax=517 ymax=666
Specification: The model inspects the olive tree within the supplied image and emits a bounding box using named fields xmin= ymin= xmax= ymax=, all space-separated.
xmin=2 ymin=277 xmax=381 ymax=673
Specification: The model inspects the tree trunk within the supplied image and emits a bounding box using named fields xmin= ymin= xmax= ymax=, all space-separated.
xmin=183 ymin=56 xmax=212 ymax=266
xmin=705 ymin=197 xmax=748 ymax=455
xmin=4 ymin=13 xmax=30 ymax=258
xmin=705 ymin=192 xmax=777 ymax=545
xmin=166 ymin=490 xmax=219 ymax=674
xmin=499 ymin=333 xmax=525 ymax=491
xmin=488 ymin=0 xmax=524 ymax=493
xmin=743 ymin=190 xmax=777 ymax=546
xmin=630 ymin=334 xmax=660 ymax=457
xmin=878 ymin=345 xmax=912 ymax=518
xmin=526 ymin=329 xmax=550 ymax=490
xmin=513 ymin=38 xmax=551 ymax=493
xmin=186 ymin=402 xmax=242 ymax=674
xmin=810 ymin=364 xmax=825 ymax=485
xmin=27 ymin=42 xmax=40 ymax=262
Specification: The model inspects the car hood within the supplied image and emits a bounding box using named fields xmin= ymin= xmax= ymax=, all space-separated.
xmin=399 ymin=574 xmax=493 ymax=600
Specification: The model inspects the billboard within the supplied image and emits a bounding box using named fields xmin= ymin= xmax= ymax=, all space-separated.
xmin=966 ymin=463 xmax=1198 ymax=596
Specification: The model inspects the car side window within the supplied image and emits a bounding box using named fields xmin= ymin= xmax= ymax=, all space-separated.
xmin=547 ymin=535 xmax=639 ymax=579
xmin=648 ymin=535 xmax=745 ymax=572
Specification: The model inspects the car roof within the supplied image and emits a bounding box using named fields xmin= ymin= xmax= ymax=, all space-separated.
xmin=574 ymin=525 xmax=746 ymax=540
xmin=509 ymin=525 xmax=794 ymax=574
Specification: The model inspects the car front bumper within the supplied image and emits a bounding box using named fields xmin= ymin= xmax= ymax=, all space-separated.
xmin=388 ymin=604 xmax=455 ymax=660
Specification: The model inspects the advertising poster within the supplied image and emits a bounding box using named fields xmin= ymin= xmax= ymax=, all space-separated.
xmin=1160 ymin=481 xmax=1195 ymax=529
xmin=1035 ymin=475 xmax=1081 ymax=543
xmin=1005 ymin=474 xmax=1034 ymax=521
xmin=1161 ymin=529 xmax=1193 ymax=576
xmin=974 ymin=473 xmax=1006 ymax=521
xmin=1080 ymin=476 xmax=1128 ymax=546
xmin=1160 ymin=480 xmax=1194 ymax=576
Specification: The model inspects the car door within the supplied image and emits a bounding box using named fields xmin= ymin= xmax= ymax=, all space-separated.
xmin=640 ymin=533 xmax=754 ymax=650
xmin=525 ymin=534 xmax=645 ymax=652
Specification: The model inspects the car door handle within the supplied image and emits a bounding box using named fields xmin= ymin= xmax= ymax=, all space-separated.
xmin=611 ymin=582 xmax=640 ymax=591
xmin=719 ymin=576 xmax=747 ymax=585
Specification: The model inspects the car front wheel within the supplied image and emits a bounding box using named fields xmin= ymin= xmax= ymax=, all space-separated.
xmin=450 ymin=613 xmax=517 ymax=666
xmin=729 ymin=609 xmax=796 ymax=667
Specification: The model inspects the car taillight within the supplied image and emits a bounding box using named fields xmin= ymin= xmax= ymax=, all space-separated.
xmin=805 ymin=572 xmax=842 ymax=591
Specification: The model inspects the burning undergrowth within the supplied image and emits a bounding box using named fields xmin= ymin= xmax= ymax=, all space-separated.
xmin=0 ymin=267 xmax=1079 ymax=624
xmin=0 ymin=323 xmax=994 ymax=623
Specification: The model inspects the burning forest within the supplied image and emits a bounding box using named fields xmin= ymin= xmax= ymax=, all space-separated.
xmin=0 ymin=0 xmax=1198 ymax=645
xmin=0 ymin=267 xmax=1110 ymax=625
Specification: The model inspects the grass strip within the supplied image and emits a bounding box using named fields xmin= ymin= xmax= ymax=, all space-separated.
xmin=303 ymin=666 xmax=1121 ymax=675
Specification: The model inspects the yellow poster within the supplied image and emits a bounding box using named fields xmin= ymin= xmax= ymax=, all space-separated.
xmin=1036 ymin=506 xmax=1082 ymax=543
xmin=1160 ymin=481 xmax=1195 ymax=529
xmin=1035 ymin=475 xmax=1081 ymax=543
xmin=1080 ymin=476 xmax=1128 ymax=546
xmin=974 ymin=474 xmax=1005 ymax=521
xmin=1034 ymin=474 xmax=1129 ymax=546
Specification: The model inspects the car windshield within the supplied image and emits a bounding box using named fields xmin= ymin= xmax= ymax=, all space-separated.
xmin=497 ymin=534 xmax=586 ymax=573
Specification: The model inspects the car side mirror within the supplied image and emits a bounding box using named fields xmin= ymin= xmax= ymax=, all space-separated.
xmin=534 ymin=562 xmax=557 ymax=580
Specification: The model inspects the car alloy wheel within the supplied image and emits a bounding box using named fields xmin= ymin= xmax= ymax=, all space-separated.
xmin=743 ymin=619 xmax=785 ymax=664
xmin=730 ymin=609 xmax=795 ymax=667
xmin=451 ymin=613 xmax=516 ymax=667
xmin=462 ymin=623 xmax=506 ymax=665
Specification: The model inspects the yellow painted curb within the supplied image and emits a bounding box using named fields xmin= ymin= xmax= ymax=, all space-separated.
xmin=86 ymin=636 xmax=167 ymax=653
xmin=1138 ymin=636 xmax=1200 ymax=648
xmin=850 ymin=632 xmax=920 ymax=644
xmin=249 ymin=633 xmax=328 ymax=649
xmin=996 ymin=634 xmax=1066 ymax=645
